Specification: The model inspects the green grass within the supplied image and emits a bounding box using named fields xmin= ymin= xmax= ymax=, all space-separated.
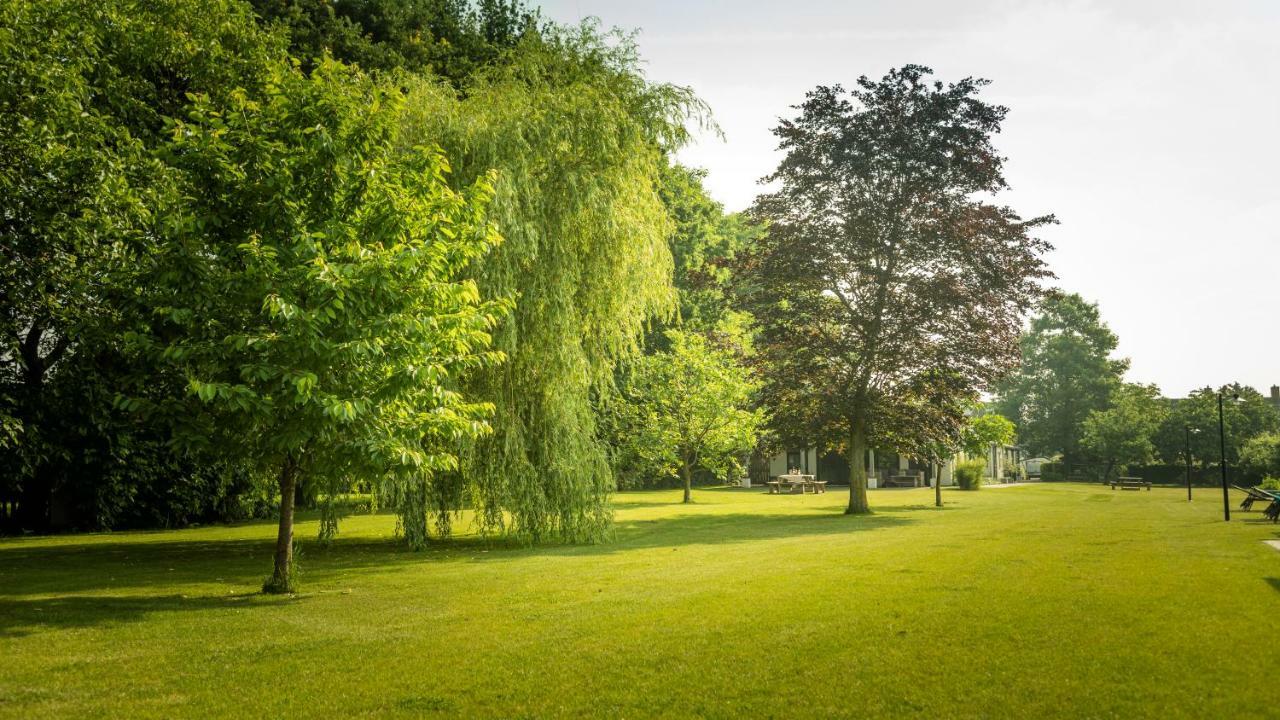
xmin=2 ymin=483 xmax=1279 ymax=718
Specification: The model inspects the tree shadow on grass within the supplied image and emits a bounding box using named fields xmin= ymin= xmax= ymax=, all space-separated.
xmin=0 ymin=507 xmax=925 ymax=627
xmin=1265 ymin=578 xmax=1280 ymax=595
xmin=0 ymin=591 xmax=299 ymax=638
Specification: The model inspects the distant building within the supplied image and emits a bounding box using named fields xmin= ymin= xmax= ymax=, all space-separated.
xmin=763 ymin=443 xmax=1022 ymax=488
xmin=1268 ymin=385 xmax=1280 ymax=414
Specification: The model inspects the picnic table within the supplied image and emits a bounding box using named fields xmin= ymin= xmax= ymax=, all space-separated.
xmin=767 ymin=474 xmax=826 ymax=494
xmin=1109 ymin=476 xmax=1151 ymax=491
xmin=884 ymin=474 xmax=922 ymax=488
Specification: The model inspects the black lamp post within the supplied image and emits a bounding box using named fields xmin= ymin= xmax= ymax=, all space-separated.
xmin=1184 ymin=425 xmax=1198 ymax=502
xmin=1218 ymin=391 xmax=1239 ymax=521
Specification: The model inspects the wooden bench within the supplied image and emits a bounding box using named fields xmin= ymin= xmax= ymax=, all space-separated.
xmin=1109 ymin=477 xmax=1151 ymax=491
xmin=884 ymin=474 xmax=921 ymax=488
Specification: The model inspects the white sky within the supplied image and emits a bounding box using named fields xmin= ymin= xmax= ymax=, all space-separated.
xmin=538 ymin=0 xmax=1280 ymax=398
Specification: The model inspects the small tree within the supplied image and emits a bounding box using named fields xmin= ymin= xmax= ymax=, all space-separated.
xmin=614 ymin=330 xmax=761 ymax=503
xmin=125 ymin=61 xmax=506 ymax=592
xmin=962 ymin=413 xmax=1017 ymax=458
xmin=1080 ymin=383 xmax=1167 ymax=480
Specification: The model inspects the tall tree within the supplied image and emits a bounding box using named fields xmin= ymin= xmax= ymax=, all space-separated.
xmin=610 ymin=330 xmax=760 ymax=503
xmin=994 ymin=292 xmax=1128 ymax=474
xmin=1080 ymin=383 xmax=1167 ymax=480
xmin=125 ymin=60 xmax=506 ymax=591
xmin=746 ymin=65 xmax=1052 ymax=514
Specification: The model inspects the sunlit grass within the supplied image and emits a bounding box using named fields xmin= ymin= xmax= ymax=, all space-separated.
xmin=1 ymin=483 xmax=1278 ymax=718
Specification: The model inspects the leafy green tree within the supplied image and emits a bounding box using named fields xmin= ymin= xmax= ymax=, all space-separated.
xmin=1239 ymin=432 xmax=1280 ymax=481
xmin=962 ymin=413 xmax=1017 ymax=457
xmin=612 ymin=331 xmax=761 ymax=503
xmin=1154 ymin=384 xmax=1280 ymax=467
xmin=994 ymin=292 xmax=1128 ymax=475
xmin=1080 ymin=383 xmax=1167 ymax=479
xmin=745 ymin=66 xmax=1052 ymax=515
xmin=656 ymin=164 xmax=761 ymax=335
xmin=126 ymin=60 xmax=506 ymax=591
xmin=390 ymin=28 xmax=705 ymax=541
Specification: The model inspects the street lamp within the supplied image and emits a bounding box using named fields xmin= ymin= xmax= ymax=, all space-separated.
xmin=1218 ymin=391 xmax=1240 ymax=521
xmin=1184 ymin=426 xmax=1199 ymax=502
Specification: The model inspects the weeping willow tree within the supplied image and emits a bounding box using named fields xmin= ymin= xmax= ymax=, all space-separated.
xmin=393 ymin=24 xmax=706 ymax=542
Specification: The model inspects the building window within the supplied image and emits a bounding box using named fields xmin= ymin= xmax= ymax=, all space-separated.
xmin=787 ymin=450 xmax=802 ymax=472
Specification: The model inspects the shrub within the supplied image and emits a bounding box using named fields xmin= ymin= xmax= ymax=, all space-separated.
xmin=955 ymin=460 xmax=986 ymax=490
xmin=1039 ymin=462 xmax=1063 ymax=481
xmin=1260 ymin=477 xmax=1280 ymax=492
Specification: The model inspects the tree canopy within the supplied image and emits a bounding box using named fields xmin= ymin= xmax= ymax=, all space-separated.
xmin=609 ymin=330 xmax=761 ymax=503
xmin=745 ymin=65 xmax=1053 ymax=514
xmin=994 ymin=292 xmax=1128 ymax=470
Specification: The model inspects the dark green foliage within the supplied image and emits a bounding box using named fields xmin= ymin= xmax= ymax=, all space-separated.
xmin=955 ymin=459 xmax=986 ymax=490
xmin=1153 ymin=384 xmax=1280 ymax=467
xmin=250 ymin=0 xmax=543 ymax=83
xmin=0 ymin=0 xmax=284 ymax=531
xmin=994 ymin=292 xmax=1128 ymax=469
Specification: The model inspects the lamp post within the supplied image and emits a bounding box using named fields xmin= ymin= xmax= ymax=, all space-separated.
xmin=1218 ymin=391 xmax=1239 ymax=522
xmin=1184 ymin=425 xmax=1198 ymax=502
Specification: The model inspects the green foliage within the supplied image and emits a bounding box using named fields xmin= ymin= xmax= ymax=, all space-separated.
xmin=393 ymin=26 xmax=706 ymax=541
xmin=1153 ymin=384 xmax=1280 ymax=466
xmin=994 ymin=292 xmax=1129 ymax=466
xmin=962 ymin=414 xmax=1017 ymax=457
xmin=955 ymin=459 xmax=986 ymax=490
xmin=656 ymin=164 xmax=761 ymax=336
xmin=609 ymin=331 xmax=761 ymax=499
xmin=250 ymin=0 xmax=543 ymax=84
xmin=1239 ymin=432 xmax=1280 ymax=481
xmin=1080 ymin=383 xmax=1167 ymax=479
xmin=125 ymin=57 xmax=506 ymax=570
xmin=0 ymin=0 xmax=285 ymax=530
xmin=745 ymin=65 xmax=1052 ymax=513
xmin=1259 ymin=476 xmax=1280 ymax=491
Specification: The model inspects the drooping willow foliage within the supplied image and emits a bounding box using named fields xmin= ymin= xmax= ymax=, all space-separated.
xmin=394 ymin=25 xmax=707 ymax=542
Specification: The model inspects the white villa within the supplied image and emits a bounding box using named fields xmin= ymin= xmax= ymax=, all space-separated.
xmin=762 ymin=443 xmax=1023 ymax=488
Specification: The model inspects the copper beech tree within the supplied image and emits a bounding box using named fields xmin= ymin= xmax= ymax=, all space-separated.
xmin=744 ymin=65 xmax=1053 ymax=515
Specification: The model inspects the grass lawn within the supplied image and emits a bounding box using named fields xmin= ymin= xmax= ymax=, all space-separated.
xmin=2 ymin=483 xmax=1279 ymax=718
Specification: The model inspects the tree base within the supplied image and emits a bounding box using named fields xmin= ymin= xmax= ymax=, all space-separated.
xmin=844 ymin=506 xmax=872 ymax=515
xmin=262 ymin=572 xmax=296 ymax=595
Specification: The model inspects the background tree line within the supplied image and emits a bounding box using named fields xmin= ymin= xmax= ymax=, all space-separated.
xmin=993 ymin=292 xmax=1280 ymax=484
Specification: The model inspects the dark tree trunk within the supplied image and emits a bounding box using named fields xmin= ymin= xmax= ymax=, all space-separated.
xmin=846 ymin=416 xmax=870 ymax=514
xmin=681 ymin=461 xmax=693 ymax=504
xmin=265 ymin=455 xmax=298 ymax=593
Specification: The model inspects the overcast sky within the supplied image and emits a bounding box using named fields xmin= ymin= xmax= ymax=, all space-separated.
xmin=538 ymin=0 xmax=1280 ymax=398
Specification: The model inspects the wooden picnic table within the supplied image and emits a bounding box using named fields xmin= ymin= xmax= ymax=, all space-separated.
xmin=767 ymin=474 xmax=826 ymax=494
xmin=1109 ymin=476 xmax=1151 ymax=491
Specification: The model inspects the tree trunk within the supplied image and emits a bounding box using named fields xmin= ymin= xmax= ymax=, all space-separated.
xmin=935 ymin=461 xmax=943 ymax=508
xmin=681 ymin=461 xmax=693 ymax=504
xmin=846 ymin=416 xmax=871 ymax=514
xmin=265 ymin=455 xmax=298 ymax=594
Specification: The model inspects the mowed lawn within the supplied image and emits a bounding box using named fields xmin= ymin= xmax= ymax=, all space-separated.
xmin=2 ymin=483 xmax=1279 ymax=719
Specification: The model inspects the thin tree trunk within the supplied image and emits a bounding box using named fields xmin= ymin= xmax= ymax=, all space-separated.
xmin=935 ymin=461 xmax=943 ymax=507
xmin=265 ymin=455 xmax=298 ymax=593
xmin=682 ymin=461 xmax=693 ymax=504
xmin=846 ymin=416 xmax=871 ymax=514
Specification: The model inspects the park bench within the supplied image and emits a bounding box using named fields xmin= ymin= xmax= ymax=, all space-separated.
xmin=884 ymin=474 xmax=921 ymax=488
xmin=1109 ymin=477 xmax=1151 ymax=491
